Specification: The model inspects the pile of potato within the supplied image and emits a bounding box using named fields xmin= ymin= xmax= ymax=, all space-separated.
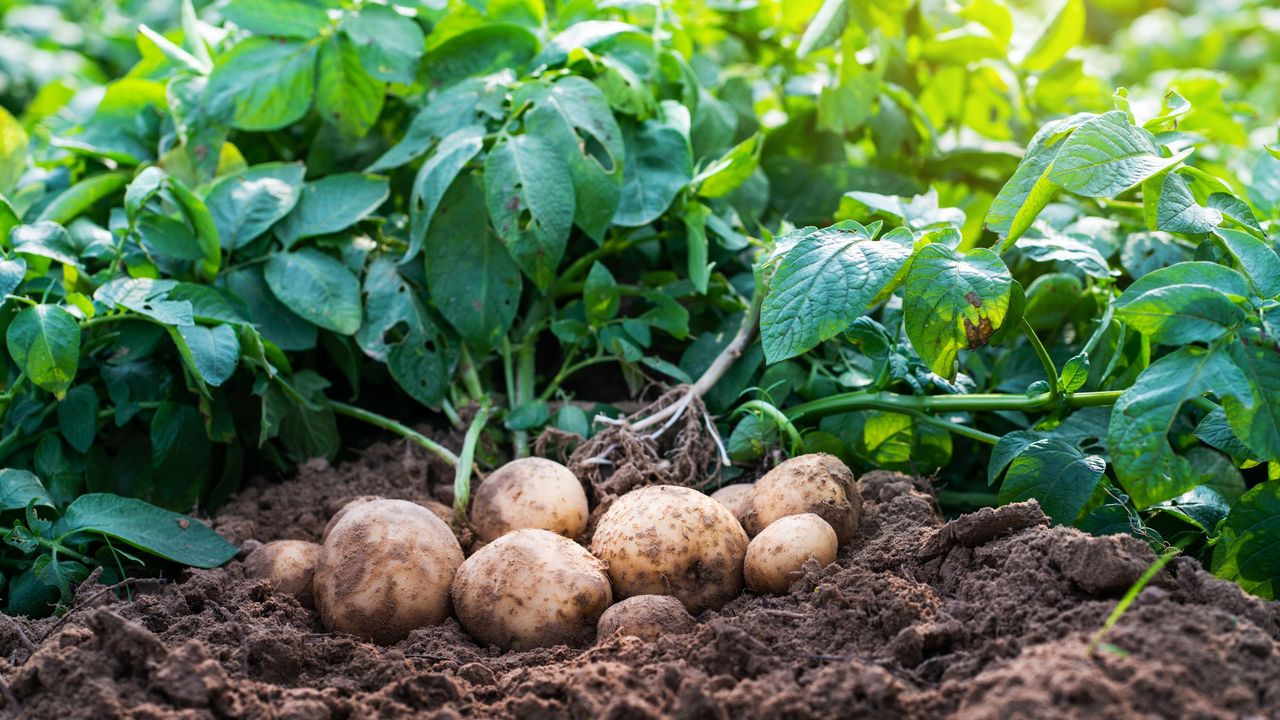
xmin=243 ymin=453 xmax=863 ymax=649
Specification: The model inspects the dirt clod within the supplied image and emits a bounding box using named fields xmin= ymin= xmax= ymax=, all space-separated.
xmin=0 ymin=448 xmax=1277 ymax=719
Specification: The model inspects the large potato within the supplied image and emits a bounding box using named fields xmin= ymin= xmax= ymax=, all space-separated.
xmin=470 ymin=457 xmax=589 ymax=542
xmin=314 ymin=499 xmax=464 ymax=644
xmin=744 ymin=453 xmax=862 ymax=544
xmin=452 ymin=529 xmax=611 ymax=650
xmin=590 ymin=485 xmax=748 ymax=613
xmin=744 ymin=513 xmax=838 ymax=594
xmin=322 ymin=496 xmax=454 ymax=543
xmin=244 ymin=540 xmax=322 ymax=608
xmin=597 ymin=595 xmax=696 ymax=643
xmin=709 ymin=483 xmax=753 ymax=525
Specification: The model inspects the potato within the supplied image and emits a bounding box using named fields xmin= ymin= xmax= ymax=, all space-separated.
xmin=744 ymin=513 xmax=838 ymax=594
xmin=313 ymin=499 xmax=464 ymax=644
xmin=590 ymin=485 xmax=748 ymax=614
xmin=710 ymin=483 xmax=753 ymax=524
xmin=244 ymin=540 xmax=322 ymax=608
xmin=596 ymin=595 xmax=696 ymax=643
xmin=744 ymin=453 xmax=862 ymax=544
xmin=470 ymin=457 xmax=589 ymax=542
xmin=322 ymin=496 xmax=455 ymax=543
xmin=451 ymin=529 xmax=611 ymax=650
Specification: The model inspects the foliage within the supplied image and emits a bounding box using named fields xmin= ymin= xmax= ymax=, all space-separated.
xmin=0 ymin=0 xmax=1277 ymax=613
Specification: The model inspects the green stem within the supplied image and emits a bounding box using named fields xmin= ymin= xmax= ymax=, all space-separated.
xmin=786 ymin=389 xmax=1123 ymax=423
xmin=458 ymin=346 xmax=485 ymax=401
xmin=330 ymin=401 xmax=459 ymax=467
xmin=1022 ymin=317 xmax=1060 ymax=400
xmin=513 ymin=342 xmax=535 ymax=458
xmin=907 ymin=409 xmax=1000 ymax=446
xmin=452 ymin=403 xmax=491 ymax=527
xmin=738 ymin=399 xmax=804 ymax=452
xmin=41 ymin=537 xmax=95 ymax=565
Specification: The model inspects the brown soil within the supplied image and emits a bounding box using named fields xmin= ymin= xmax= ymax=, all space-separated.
xmin=1 ymin=438 xmax=1278 ymax=719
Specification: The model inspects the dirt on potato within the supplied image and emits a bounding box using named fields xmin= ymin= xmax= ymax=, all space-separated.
xmin=1 ymin=438 xmax=1278 ymax=719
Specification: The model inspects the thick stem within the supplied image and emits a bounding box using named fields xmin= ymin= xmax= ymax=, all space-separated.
xmin=513 ymin=342 xmax=535 ymax=458
xmin=786 ymin=389 xmax=1123 ymax=423
xmin=458 ymin=346 xmax=485 ymax=402
xmin=907 ymin=409 xmax=1001 ymax=446
xmin=737 ymin=399 xmax=803 ymax=451
xmin=330 ymin=401 xmax=459 ymax=466
xmin=452 ymin=404 xmax=491 ymax=527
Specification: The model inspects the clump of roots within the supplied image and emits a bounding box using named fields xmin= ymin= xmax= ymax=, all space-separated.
xmin=535 ymin=386 xmax=724 ymax=501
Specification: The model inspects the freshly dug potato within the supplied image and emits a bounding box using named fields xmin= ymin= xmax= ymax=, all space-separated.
xmin=314 ymin=499 xmax=464 ymax=644
xmin=470 ymin=458 xmax=588 ymax=542
xmin=710 ymin=483 xmax=753 ymax=524
xmin=597 ymin=595 xmax=696 ymax=643
xmin=452 ymin=529 xmax=611 ymax=650
xmin=744 ymin=453 xmax=862 ymax=544
xmin=244 ymin=540 xmax=322 ymax=608
xmin=322 ymin=496 xmax=455 ymax=543
xmin=421 ymin=499 xmax=454 ymax=525
xmin=590 ymin=485 xmax=748 ymax=613
xmin=744 ymin=513 xmax=838 ymax=594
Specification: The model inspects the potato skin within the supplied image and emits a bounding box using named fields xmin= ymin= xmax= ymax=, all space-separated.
xmin=744 ymin=453 xmax=862 ymax=544
xmin=709 ymin=483 xmax=753 ymax=525
xmin=471 ymin=458 xmax=589 ymax=542
xmin=244 ymin=540 xmax=322 ymax=608
xmin=744 ymin=513 xmax=838 ymax=594
xmin=314 ymin=499 xmax=464 ymax=644
xmin=590 ymin=485 xmax=748 ymax=614
xmin=322 ymin=496 xmax=455 ymax=543
xmin=597 ymin=595 xmax=696 ymax=643
xmin=451 ymin=529 xmax=611 ymax=651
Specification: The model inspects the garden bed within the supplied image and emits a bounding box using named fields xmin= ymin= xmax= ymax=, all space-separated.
xmin=1 ymin=438 xmax=1277 ymax=720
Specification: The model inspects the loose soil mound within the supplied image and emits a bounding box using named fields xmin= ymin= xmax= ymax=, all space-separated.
xmin=1 ymin=439 xmax=1277 ymax=719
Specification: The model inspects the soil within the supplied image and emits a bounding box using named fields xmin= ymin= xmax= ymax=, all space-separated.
xmin=1 ymin=437 xmax=1278 ymax=719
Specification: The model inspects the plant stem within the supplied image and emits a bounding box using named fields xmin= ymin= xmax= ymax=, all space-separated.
xmin=330 ymin=401 xmax=459 ymax=466
xmin=737 ymin=399 xmax=803 ymax=452
xmin=907 ymin=409 xmax=1000 ymax=446
xmin=786 ymin=389 xmax=1123 ymax=423
xmin=513 ymin=342 xmax=535 ymax=457
xmin=1022 ymin=318 xmax=1060 ymax=400
xmin=458 ymin=346 xmax=485 ymax=402
xmin=452 ymin=403 xmax=491 ymax=527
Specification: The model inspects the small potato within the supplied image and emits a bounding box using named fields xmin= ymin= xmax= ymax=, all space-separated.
xmin=590 ymin=485 xmax=748 ymax=614
xmin=470 ymin=458 xmax=589 ymax=542
xmin=314 ymin=499 xmax=464 ymax=644
xmin=710 ymin=483 xmax=753 ymax=524
xmin=744 ymin=513 xmax=837 ymax=594
xmin=597 ymin=595 xmax=696 ymax=643
xmin=744 ymin=453 xmax=862 ymax=544
xmin=452 ymin=529 xmax=611 ymax=651
xmin=244 ymin=540 xmax=322 ymax=608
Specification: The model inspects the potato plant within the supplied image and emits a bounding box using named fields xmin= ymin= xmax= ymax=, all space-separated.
xmin=0 ymin=0 xmax=1276 ymax=613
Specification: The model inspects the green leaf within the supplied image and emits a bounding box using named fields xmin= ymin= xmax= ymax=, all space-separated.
xmin=366 ymin=79 xmax=496 ymax=172
xmin=761 ymin=224 xmax=913 ymax=363
xmin=167 ymin=176 xmax=223 ymax=278
xmin=796 ymin=0 xmax=849 ymax=58
xmin=682 ymin=201 xmax=711 ymax=294
xmin=1109 ymin=347 xmax=1248 ymax=508
xmin=423 ymin=175 xmax=521 ymax=353
xmin=1214 ymin=228 xmax=1280 ymax=298
xmin=36 ymin=172 xmax=129 ymax=226
xmin=613 ymin=117 xmax=692 ymax=228
xmin=424 ymin=24 xmax=538 ymax=88
xmin=1212 ymin=479 xmax=1280 ymax=599
xmin=533 ymin=20 xmax=643 ymax=68
xmin=148 ymin=403 xmax=212 ymax=508
xmin=1208 ymin=193 xmax=1265 ymax=239
xmin=584 ymin=262 xmax=620 ymax=326
xmin=135 ymin=215 xmax=205 ymax=261
xmin=58 ymin=385 xmax=100 ymax=454
xmin=1196 ymin=406 xmax=1253 ymax=459
xmin=6 ymin=305 xmax=81 ymax=399
xmin=408 ymin=125 xmax=486 ymax=262
xmin=205 ymin=38 xmax=318 ymax=131
xmin=1019 ymin=0 xmax=1085 ymax=72
xmin=172 ymin=324 xmax=240 ymax=387
xmin=1154 ymin=172 xmax=1221 ymax=234
xmin=484 ymin=132 xmax=575 ymax=289
xmin=1157 ymin=448 xmax=1246 ymax=531
xmin=694 ymin=133 xmax=763 ymax=199
xmin=1059 ymin=352 xmax=1089 ymax=393
xmin=903 ymin=244 xmax=1014 ymax=378
xmin=205 ymin=163 xmax=306 ymax=251
xmin=1221 ymin=338 xmax=1280 ymax=462
xmin=340 ymin=3 xmax=424 ymax=84
xmin=0 ymin=257 xmax=24 ymax=298
xmin=1113 ymin=261 xmax=1246 ymax=345
xmin=264 ymin=249 xmax=362 ymax=335
xmin=519 ymin=77 xmax=625 ymax=242
xmin=0 ymin=470 xmax=54 ymax=511
xmin=276 ymin=173 xmax=389 ymax=247
xmin=997 ymin=439 xmax=1105 ymax=524
xmin=1048 ymin=112 xmax=1191 ymax=197
xmin=220 ymin=0 xmax=330 ymax=38
xmin=505 ymin=401 xmax=550 ymax=431
xmin=93 ymin=278 xmax=193 ymax=326
xmin=11 ymin=222 xmax=80 ymax=267
xmin=124 ymin=166 xmax=167 ymax=219
xmin=225 ymin=267 xmax=317 ymax=351
xmin=986 ymin=113 xmax=1094 ymax=244
xmin=1015 ymin=234 xmax=1111 ymax=278
xmin=57 ymin=494 xmax=237 ymax=568
xmin=0 ymin=106 xmax=28 ymax=193
xmin=315 ymin=35 xmax=384 ymax=139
